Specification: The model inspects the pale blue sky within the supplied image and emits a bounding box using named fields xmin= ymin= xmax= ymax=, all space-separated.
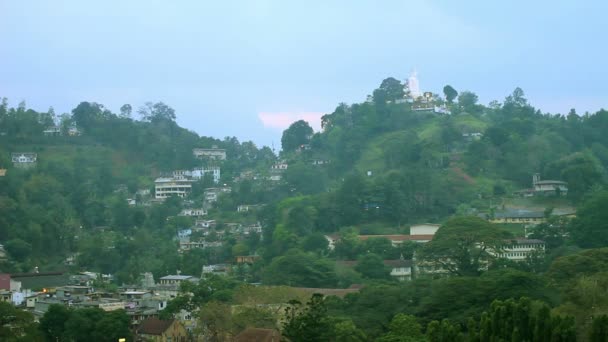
xmin=1 ymin=1 xmax=606 ymax=147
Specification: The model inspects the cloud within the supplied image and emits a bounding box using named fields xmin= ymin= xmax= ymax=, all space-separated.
xmin=258 ymin=111 xmax=324 ymax=131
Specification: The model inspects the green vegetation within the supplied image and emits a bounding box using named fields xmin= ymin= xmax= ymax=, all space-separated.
xmin=3 ymin=77 xmax=608 ymax=340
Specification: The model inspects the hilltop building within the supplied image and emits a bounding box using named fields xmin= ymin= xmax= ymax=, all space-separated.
xmin=516 ymin=173 xmax=568 ymax=197
xmin=193 ymin=146 xmax=226 ymax=160
xmin=11 ymin=153 xmax=37 ymax=168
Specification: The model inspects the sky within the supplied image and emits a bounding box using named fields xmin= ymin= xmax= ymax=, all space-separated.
xmin=1 ymin=1 xmax=607 ymax=148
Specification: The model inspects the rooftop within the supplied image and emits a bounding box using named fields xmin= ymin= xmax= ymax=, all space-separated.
xmin=358 ymin=234 xmax=434 ymax=242
xmin=159 ymin=275 xmax=194 ymax=281
xmin=138 ymin=318 xmax=175 ymax=336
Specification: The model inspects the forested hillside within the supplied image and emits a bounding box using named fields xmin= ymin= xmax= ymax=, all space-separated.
xmin=3 ymin=78 xmax=608 ymax=340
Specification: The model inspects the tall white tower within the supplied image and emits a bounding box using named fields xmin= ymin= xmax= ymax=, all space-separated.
xmin=407 ymin=70 xmax=421 ymax=99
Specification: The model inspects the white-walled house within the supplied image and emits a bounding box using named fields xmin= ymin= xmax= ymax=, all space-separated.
xmin=11 ymin=153 xmax=37 ymax=168
xmin=193 ymin=147 xmax=226 ymax=160
xmin=410 ymin=224 xmax=440 ymax=236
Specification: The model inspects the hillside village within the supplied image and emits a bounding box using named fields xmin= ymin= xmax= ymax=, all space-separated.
xmin=1 ymin=72 xmax=608 ymax=340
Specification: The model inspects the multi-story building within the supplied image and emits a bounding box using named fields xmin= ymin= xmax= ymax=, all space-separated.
xmin=493 ymin=239 xmax=545 ymax=262
xmin=154 ymin=177 xmax=193 ymax=199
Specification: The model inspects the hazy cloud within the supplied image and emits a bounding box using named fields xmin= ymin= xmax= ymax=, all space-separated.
xmin=258 ymin=111 xmax=323 ymax=131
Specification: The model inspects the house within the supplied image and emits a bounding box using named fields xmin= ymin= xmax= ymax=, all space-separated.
xmin=203 ymin=187 xmax=231 ymax=203
xmin=179 ymin=240 xmax=222 ymax=251
xmin=178 ymin=208 xmax=207 ymax=217
xmin=358 ymin=234 xmax=435 ymax=246
xmin=43 ymin=126 xmax=61 ymax=136
xmin=68 ymin=126 xmax=81 ymax=136
xmin=235 ymin=255 xmax=260 ymax=264
xmin=235 ymin=328 xmax=281 ymax=342
xmin=516 ymin=174 xmax=568 ymax=197
xmin=239 ymin=223 xmax=263 ymax=236
xmin=311 ymin=159 xmax=331 ymax=166
xmin=462 ymin=132 xmax=483 ymax=141
xmin=493 ymin=239 xmax=545 ymax=262
xmin=409 ymin=224 xmax=440 ymax=236
xmin=193 ymin=146 xmax=226 ymax=160
xmin=154 ymin=177 xmax=193 ymax=199
xmin=191 ymin=167 xmax=221 ymax=184
xmin=11 ymin=153 xmax=37 ymax=168
xmin=532 ymin=173 xmax=568 ymax=195
xmin=271 ymin=161 xmax=288 ymax=170
xmin=202 ymin=264 xmax=229 ymax=277
xmin=137 ymin=318 xmax=188 ymax=342
xmin=158 ymin=275 xmax=195 ymax=286
xmin=0 ymin=169 xmax=6 ymax=177
xmin=194 ymin=219 xmax=216 ymax=229
xmin=486 ymin=210 xmax=545 ymax=225
xmin=237 ymin=205 xmax=249 ymax=213
xmin=385 ymin=259 xmax=413 ymax=281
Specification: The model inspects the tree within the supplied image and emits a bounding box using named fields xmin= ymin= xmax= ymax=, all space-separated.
xmin=0 ymin=301 xmax=39 ymax=341
xmin=262 ymin=249 xmax=337 ymax=287
xmin=39 ymin=304 xmax=71 ymax=341
xmin=333 ymin=319 xmax=367 ymax=342
xmin=355 ymin=253 xmax=389 ymax=279
xmin=300 ymin=233 xmax=329 ymax=254
xmin=420 ymin=216 xmax=508 ymax=276
xmin=457 ymin=91 xmax=479 ymax=113
xmin=119 ymin=104 xmax=132 ymax=118
xmin=282 ymin=294 xmax=332 ymax=342
xmin=281 ymin=120 xmax=313 ymax=152
xmin=138 ymin=101 xmax=176 ymax=123
xmin=4 ymin=238 xmax=32 ymax=262
xmin=570 ymin=191 xmax=608 ymax=248
xmin=376 ymin=77 xmax=405 ymax=102
xmin=443 ymin=85 xmax=458 ymax=104
xmin=198 ymin=301 xmax=233 ymax=342
xmin=376 ymin=314 xmax=425 ymax=342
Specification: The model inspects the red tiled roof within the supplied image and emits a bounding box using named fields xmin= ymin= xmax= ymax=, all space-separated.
xmin=358 ymin=234 xmax=434 ymax=242
xmin=138 ymin=318 xmax=174 ymax=336
xmin=235 ymin=328 xmax=281 ymax=342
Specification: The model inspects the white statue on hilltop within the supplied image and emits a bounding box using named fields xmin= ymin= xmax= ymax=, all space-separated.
xmin=407 ymin=69 xmax=421 ymax=99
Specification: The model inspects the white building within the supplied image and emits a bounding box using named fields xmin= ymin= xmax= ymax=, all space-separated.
xmin=11 ymin=153 xmax=37 ymax=168
xmin=154 ymin=177 xmax=194 ymax=199
xmin=158 ymin=275 xmax=195 ymax=286
xmin=191 ymin=167 xmax=221 ymax=184
xmin=410 ymin=224 xmax=440 ymax=236
xmin=494 ymin=239 xmax=545 ymax=262
xmin=193 ymin=146 xmax=226 ymax=160
xmin=533 ymin=173 xmax=568 ymax=195
xmin=178 ymin=209 xmax=207 ymax=217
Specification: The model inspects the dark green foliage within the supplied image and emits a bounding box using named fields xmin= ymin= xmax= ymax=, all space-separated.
xmin=590 ymin=315 xmax=608 ymax=342
xmin=39 ymin=305 xmax=132 ymax=342
xmin=476 ymin=298 xmax=575 ymax=342
xmin=355 ymin=253 xmax=389 ymax=279
xmin=376 ymin=313 xmax=425 ymax=342
xmin=262 ymin=249 xmax=337 ymax=287
xmin=420 ymin=216 xmax=509 ymax=276
xmin=570 ymin=190 xmax=608 ymax=248
xmin=0 ymin=301 xmax=40 ymax=341
xmin=443 ymin=85 xmax=458 ymax=104
xmin=282 ymin=294 xmax=332 ymax=342
xmin=281 ymin=120 xmax=313 ymax=152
